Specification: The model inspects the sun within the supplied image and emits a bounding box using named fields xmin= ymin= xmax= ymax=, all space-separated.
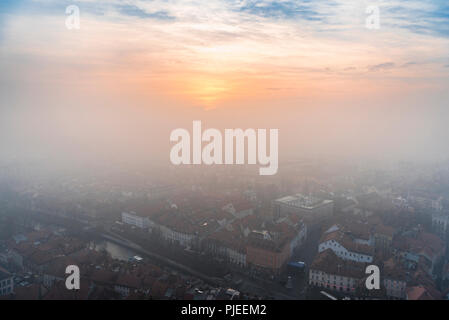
xmin=187 ymin=76 xmax=233 ymax=107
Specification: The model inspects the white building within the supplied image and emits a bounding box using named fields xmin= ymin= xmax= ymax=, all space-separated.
xmin=206 ymin=229 xmax=247 ymax=267
xmin=121 ymin=211 xmax=150 ymax=229
xmin=158 ymin=224 xmax=197 ymax=248
xmin=309 ymin=250 xmax=364 ymax=293
xmin=227 ymin=247 xmax=246 ymax=267
xmin=319 ymin=231 xmax=373 ymax=263
xmin=273 ymin=194 xmax=334 ymax=220
xmin=210 ymin=244 xmax=246 ymax=267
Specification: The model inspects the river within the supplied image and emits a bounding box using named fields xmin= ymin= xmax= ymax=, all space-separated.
xmin=93 ymin=240 xmax=138 ymax=261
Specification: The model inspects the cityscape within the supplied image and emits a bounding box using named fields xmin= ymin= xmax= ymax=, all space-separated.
xmin=1 ymin=159 xmax=449 ymax=300
xmin=1 ymin=0 xmax=449 ymax=304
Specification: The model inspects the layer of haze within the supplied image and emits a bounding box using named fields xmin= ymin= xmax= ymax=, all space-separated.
xmin=1 ymin=0 xmax=449 ymax=173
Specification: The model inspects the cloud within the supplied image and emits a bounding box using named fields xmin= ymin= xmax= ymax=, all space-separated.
xmin=16 ymin=0 xmax=449 ymax=39
xmin=1 ymin=0 xmax=448 ymax=105
xmin=383 ymin=0 xmax=449 ymax=38
xmin=235 ymin=0 xmax=325 ymax=21
xmin=116 ymin=4 xmax=175 ymax=20
xmin=369 ymin=62 xmax=396 ymax=72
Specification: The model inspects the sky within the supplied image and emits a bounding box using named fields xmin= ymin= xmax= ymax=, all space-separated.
xmin=1 ymin=0 xmax=449 ymax=169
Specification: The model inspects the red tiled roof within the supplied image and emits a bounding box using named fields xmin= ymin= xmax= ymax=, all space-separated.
xmin=151 ymin=280 xmax=169 ymax=298
xmin=320 ymin=230 xmax=374 ymax=256
xmin=90 ymin=269 xmax=117 ymax=285
xmin=310 ymin=249 xmax=365 ymax=279
xmin=374 ymin=224 xmax=395 ymax=237
xmin=383 ymin=258 xmax=407 ymax=281
xmin=115 ymin=273 xmax=141 ymax=289
xmin=27 ymin=250 xmax=58 ymax=266
xmin=154 ymin=211 xmax=198 ymax=234
xmin=406 ymin=285 xmax=435 ymax=300
xmin=215 ymin=209 xmax=234 ymax=222
xmin=393 ymin=232 xmax=444 ymax=260
xmin=207 ymin=229 xmax=246 ymax=253
xmin=43 ymin=280 xmax=90 ymax=300
xmin=233 ymin=201 xmax=253 ymax=213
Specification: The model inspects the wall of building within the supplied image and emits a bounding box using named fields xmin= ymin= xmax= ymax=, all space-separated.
xmin=246 ymin=243 xmax=290 ymax=274
xmin=0 ymin=276 xmax=14 ymax=296
xmin=309 ymin=269 xmax=358 ymax=293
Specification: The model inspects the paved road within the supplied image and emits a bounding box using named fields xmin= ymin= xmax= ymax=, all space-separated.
xmin=293 ymin=224 xmax=322 ymax=267
xmin=290 ymin=223 xmax=322 ymax=298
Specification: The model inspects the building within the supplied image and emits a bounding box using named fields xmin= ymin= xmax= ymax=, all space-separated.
xmin=288 ymin=222 xmax=307 ymax=255
xmin=382 ymin=258 xmax=407 ymax=299
xmin=0 ymin=266 xmax=14 ymax=296
xmin=114 ymin=274 xmax=141 ymax=297
xmin=373 ymin=224 xmax=395 ymax=254
xmin=392 ymin=231 xmax=444 ymax=277
xmin=158 ymin=224 xmax=198 ymax=248
xmin=353 ymin=192 xmax=384 ymax=217
xmin=121 ymin=211 xmax=150 ymax=229
xmin=406 ymin=285 xmax=441 ymax=300
xmin=309 ymin=249 xmax=365 ymax=294
xmin=246 ymin=231 xmax=291 ymax=275
xmin=148 ymin=211 xmax=199 ymax=249
xmin=432 ymin=213 xmax=449 ymax=237
xmin=274 ymin=215 xmax=307 ymax=255
xmin=42 ymin=259 xmax=68 ymax=288
xmin=222 ymin=201 xmax=254 ymax=219
xmin=318 ymin=230 xmax=374 ymax=263
xmin=273 ymin=194 xmax=333 ymax=221
xmin=204 ymin=229 xmax=247 ymax=267
xmin=325 ymin=222 xmax=373 ymax=247
xmin=408 ymin=192 xmax=443 ymax=212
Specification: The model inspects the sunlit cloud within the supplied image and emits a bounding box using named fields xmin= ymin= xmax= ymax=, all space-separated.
xmin=1 ymin=0 xmax=448 ymax=107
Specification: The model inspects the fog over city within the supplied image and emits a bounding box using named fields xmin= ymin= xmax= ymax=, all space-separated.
xmin=1 ymin=0 xmax=449 ymax=303
xmin=2 ymin=85 xmax=449 ymax=173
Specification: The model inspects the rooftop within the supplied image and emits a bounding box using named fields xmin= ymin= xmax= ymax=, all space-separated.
xmin=320 ymin=230 xmax=374 ymax=256
xmin=310 ymin=249 xmax=365 ymax=279
xmin=275 ymin=194 xmax=333 ymax=210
